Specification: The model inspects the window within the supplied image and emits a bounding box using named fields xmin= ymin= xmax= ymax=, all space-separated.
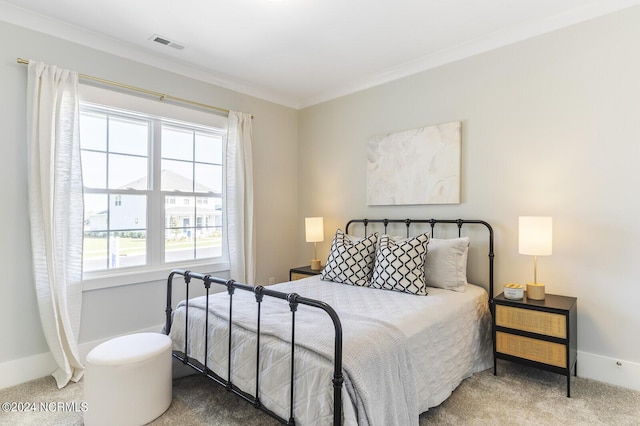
xmin=161 ymin=123 xmax=223 ymax=263
xmin=79 ymin=88 xmax=227 ymax=285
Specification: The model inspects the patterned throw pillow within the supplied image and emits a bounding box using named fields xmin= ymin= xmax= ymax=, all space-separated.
xmin=370 ymin=233 xmax=430 ymax=295
xmin=321 ymin=229 xmax=378 ymax=286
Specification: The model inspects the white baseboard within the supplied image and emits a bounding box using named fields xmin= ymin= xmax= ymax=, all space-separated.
xmin=577 ymin=351 xmax=640 ymax=392
xmin=0 ymin=324 xmax=164 ymax=390
xmin=0 ymin=351 xmax=59 ymax=391
xmin=3 ymin=336 xmax=639 ymax=393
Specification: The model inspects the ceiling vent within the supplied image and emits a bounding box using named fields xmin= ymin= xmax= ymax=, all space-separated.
xmin=149 ymin=34 xmax=185 ymax=51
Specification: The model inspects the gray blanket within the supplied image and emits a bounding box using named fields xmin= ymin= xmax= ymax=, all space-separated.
xmin=175 ymin=289 xmax=419 ymax=426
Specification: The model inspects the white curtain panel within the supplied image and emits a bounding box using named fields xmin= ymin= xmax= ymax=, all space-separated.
xmin=26 ymin=61 xmax=84 ymax=388
xmin=226 ymin=111 xmax=256 ymax=284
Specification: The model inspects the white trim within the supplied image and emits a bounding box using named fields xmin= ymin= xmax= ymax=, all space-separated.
xmin=577 ymin=351 xmax=640 ymax=392
xmin=300 ymin=0 xmax=640 ymax=108
xmin=79 ymin=85 xmax=228 ymax=129
xmin=2 ymin=1 xmax=638 ymax=109
xmin=0 ymin=324 xmax=164 ymax=390
xmin=3 ymin=342 xmax=639 ymax=392
xmin=82 ymin=260 xmax=229 ymax=291
xmin=0 ymin=3 xmax=292 ymax=108
xmin=0 ymin=352 xmax=58 ymax=390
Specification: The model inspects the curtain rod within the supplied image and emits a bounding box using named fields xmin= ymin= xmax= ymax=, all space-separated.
xmin=17 ymin=58 xmax=249 ymax=118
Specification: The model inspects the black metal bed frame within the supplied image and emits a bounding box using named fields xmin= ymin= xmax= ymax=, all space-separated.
xmin=345 ymin=218 xmax=495 ymax=304
xmin=164 ymin=270 xmax=344 ymax=425
xmin=164 ymin=218 xmax=494 ymax=425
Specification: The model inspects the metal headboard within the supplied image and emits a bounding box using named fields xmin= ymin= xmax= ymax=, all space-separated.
xmin=345 ymin=218 xmax=495 ymax=303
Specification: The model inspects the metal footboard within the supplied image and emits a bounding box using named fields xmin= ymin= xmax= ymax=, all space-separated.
xmin=164 ymin=269 xmax=344 ymax=426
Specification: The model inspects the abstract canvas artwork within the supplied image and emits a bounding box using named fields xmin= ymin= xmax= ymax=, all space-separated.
xmin=367 ymin=121 xmax=461 ymax=205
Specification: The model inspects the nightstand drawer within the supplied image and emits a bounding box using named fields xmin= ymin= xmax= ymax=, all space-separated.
xmin=291 ymin=272 xmax=311 ymax=281
xmin=495 ymin=304 xmax=566 ymax=338
xmin=496 ymin=331 xmax=567 ymax=368
xmin=289 ymin=266 xmax=322 ymax=281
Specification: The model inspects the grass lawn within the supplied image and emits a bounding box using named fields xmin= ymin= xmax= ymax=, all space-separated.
xmin=83 ymin=236 xmax=221 ymax=258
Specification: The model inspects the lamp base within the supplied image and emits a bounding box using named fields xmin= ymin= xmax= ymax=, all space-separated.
xmin=310 ymin=259 xmax=322 ymax=270
xmin=526 ymin=282 xmax=545 ymax=300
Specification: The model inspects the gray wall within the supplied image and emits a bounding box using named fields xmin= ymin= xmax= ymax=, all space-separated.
xmin=3 ymin=6 xmax=640 ymax=390
xmin=297 ymin=8 xmax=640 ymax=387
xmin=0 ymin=20 xmax=298 ymax=372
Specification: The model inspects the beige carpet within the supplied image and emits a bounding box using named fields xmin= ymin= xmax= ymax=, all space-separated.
xmin=1 ymin=360 xmax=638 ymax=425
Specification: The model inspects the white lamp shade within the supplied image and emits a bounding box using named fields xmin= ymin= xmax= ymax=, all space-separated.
xmin=519 ymin=216 xmax=552 ymax=256
xmin=305 ymin=217 xmax=324 ymax=243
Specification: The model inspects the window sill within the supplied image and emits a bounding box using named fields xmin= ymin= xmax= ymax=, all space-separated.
xmin=82 ymin=260 xmax=230 ymax=291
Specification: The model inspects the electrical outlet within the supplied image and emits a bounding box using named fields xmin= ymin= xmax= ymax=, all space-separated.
xmin=268 ymin=277 xmax=275 ymax=285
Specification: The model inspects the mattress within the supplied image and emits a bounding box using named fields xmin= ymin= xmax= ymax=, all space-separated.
xmin=169 ymin=275 xmax=492 ymax=425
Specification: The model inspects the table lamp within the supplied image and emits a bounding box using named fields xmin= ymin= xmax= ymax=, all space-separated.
xmin=519 ymin=216 xmax=552 ymax=300
xmin=305 ymin=217 xmax=324 ymax=270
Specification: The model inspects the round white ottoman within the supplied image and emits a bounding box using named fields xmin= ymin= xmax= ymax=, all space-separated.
xmin=84 ymin=332 xmax=173 ymax=426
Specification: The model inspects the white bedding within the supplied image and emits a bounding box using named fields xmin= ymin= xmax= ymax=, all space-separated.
xmin=169 ymin=275 xmax=492 ymax=425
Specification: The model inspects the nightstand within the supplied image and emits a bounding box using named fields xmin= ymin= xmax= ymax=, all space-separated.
xmin=493 ymin=292 xmax=577 ymax=397
xmin=289 ymin=265 xmax=322 ymax=281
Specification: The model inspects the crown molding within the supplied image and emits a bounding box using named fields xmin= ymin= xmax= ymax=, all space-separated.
xmin=0 ymin=1 xmax=299 ymax=109
xmin=297 ymin=0 xmax=640 ymax=108
xmin=3 ymin=0 xmax=638 ymax=110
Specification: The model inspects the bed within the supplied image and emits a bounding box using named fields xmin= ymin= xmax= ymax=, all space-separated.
xmin=165 ymin=218 xmax=495 ymax=425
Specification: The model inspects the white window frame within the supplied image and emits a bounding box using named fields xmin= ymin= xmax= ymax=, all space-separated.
xmin=80 ymin=85 xmax=229 ymax=291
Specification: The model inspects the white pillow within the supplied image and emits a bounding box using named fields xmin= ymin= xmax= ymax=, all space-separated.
xmin=424 ymin=237 xmax=469 ymax=292
xmin=321 ymin=229 xmax=378 ymax=287
xmin=370 ymin=233 xmax=430 ymax=295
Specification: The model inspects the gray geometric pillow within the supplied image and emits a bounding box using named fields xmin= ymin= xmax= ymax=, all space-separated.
xmin=321 ymin=229 xmax=378 ymax=286
xmin=370 ymin=233 xmax=430 ymax=295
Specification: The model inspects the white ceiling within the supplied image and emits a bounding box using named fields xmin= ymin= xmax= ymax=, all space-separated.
xmin=2 ymin=0 xmax=638 ymax=108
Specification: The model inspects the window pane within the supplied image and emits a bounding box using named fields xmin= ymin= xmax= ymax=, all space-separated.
xmin=165 ymin=196 xmax=195 ymax=262
xmin=161 ymin=159 xmax=193 ymax=191
xmin=83 ymin=232 xmax=108 ymax=272
xmin=109 ymin=154 xmax=148 ymax=190
xmin=162 ymin=126 xmax=193 ymax=161
xmin=164 ymin=238 xmax=195 ymax=262
xmin=196 ymin=197 xmax=222 ymax=259
xmin=195 ymin=196 xmax=221 ymax=226
xmin=82 ymin=151 xmax=107 ymax=189
xmin=83 ymin=187 xmax=108 ymax=273
xmin=165 ymin=196 xmax=194 ymax=231
xmin=83 ymin=232 xmax=147 ymax=270
xmin=84 ymin=194 xmax=108 ymax=232
xmin=109 ymin=232 xmax=146 ymax=268
xmin=194 ymin=163 xmax=222 ymax=193
xmin=195 ymin=133 xmax=222 ymax=164
xmin=80 ymin=112 xmax=107 ymax=151
xmin=109 ymin=194 xmax=146 ymax=230
xmin=109 ymin=117 xmax=149 ymax=156
xmin=196 ymin=228 xmax=221 ymax=259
